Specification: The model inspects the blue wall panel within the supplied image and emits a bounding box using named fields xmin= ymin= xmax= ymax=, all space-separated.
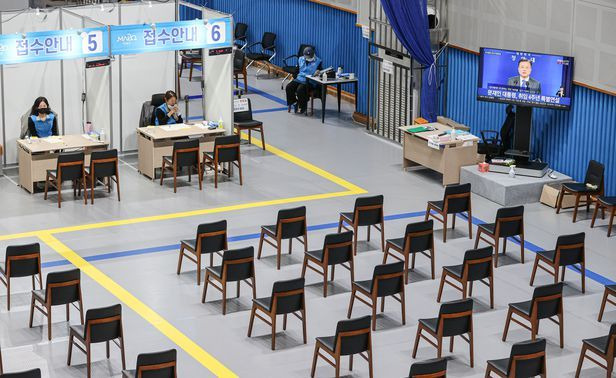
xmin=181 ymin=0 xmax=369 ymax=114
xmin=446 ymin=47 xmax=616 ymax=195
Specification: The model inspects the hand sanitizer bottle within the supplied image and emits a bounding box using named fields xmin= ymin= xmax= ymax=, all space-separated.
xmin=99 ymin=128 xmax=106 ymax=142
xmin=218 ymin=117 xmax=224 ymax=129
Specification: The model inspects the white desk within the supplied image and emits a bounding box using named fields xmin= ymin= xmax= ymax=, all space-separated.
xmin=306 ymin=75 xmax=359 ymax=123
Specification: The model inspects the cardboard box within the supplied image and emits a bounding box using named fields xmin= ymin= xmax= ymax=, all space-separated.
xmin=540 ymin=182 xmax=578 ymax=209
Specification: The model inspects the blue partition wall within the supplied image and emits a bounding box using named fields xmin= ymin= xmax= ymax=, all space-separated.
xmin=446 ymin=47 xmax=616 ymax=195
xmin=181 ymin=0 xmax=368 ymax=114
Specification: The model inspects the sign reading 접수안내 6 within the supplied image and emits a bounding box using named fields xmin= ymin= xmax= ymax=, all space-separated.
xmin=0 ymin=27 xmax=108 ymax=65
xmin=109 ymin=18 xmax=232 ymax=55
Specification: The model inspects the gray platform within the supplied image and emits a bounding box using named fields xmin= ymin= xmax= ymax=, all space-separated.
xmin=460 ymin=165 xmax=571 ymax=206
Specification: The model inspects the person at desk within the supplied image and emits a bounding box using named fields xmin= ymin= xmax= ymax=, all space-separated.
xmin=155 ymin=90 xmax=184 ymax=125
xmin=27 ymin=97 xmax=58 ymax=138
xmin=285 ymin=46 xmax=321 ymax=115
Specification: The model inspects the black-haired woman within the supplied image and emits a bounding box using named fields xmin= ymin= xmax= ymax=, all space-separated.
xmin=155 ymin=90 xmax=184 ymax=125
xmin=27 ymin=97 xmax=58 ymax=138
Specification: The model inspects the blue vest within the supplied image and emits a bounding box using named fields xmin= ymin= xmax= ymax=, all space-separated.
xmin=155 ymin=103 xmax=177 ymax=126
xmin=296 ymin=56 xmax=322 ymax=85
xmin=30 ymin=113 xmax=55 ymax=137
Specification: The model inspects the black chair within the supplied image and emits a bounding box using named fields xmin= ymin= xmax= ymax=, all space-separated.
xmin=301 ymin=231 xmax=354 ymax=297
xmin=258 ymin=206 xmax=307 ymax=270
xmin=426 ymin=184 xmax=472 ymax=242
xmin=591 ymin=196 xmax=616 ymax=237
xmin=234 ymin=22 xmax=248 ymax=50
xmin=485 ymin=338 xmax=547 ymax=378
xmin=85 ymin=149 xmax=120 ymax=204
xmin=44 ymin=152 xmax=87 ymax=208
xmin=530 ymin=232 xmax=585 ymax=293
xmin=575 ymin=323 xmax=616 ymax=377
xmin=0 ymin=369 xmax=41 ymax=378
xmin=68 ymin=304 xmax=126 ymax=378
xmin=29 ymin=268 xmax=84 ymax=340
xmin=437 ymin=246 xmax=494 ymax=308
xmin=177 ymin=220 xmax=228 ymax=285
xmin=347 ymin=262 xmax=405 ymax=331
xmin=202 ymin=247 xmax=256 ymax=315
xmin=598 ymin=284 xmax=616 ymax=322
xmin=412 ymin=298 xmax=474 ymax=367
xmin=311 ymin=315 xmax=373 ymax=378
xmin=502 ymin=283 xmax=564 ymax=348
xmin=556 ymin=160 xmax=605 ymax=222
xmin=203 ymin=135 xmax=242 ymax=189
xmin=160 ymin=139 xmax=202 ymax=193
xmin=0 ymin=243 xmax=42 ymax=311
xmin=246 ymin=32 xmax=277 ymax=77
xmin=233 ymin=49 xmax=248 ymax=92
xmin=478 ymin=104 xmax=515 ymax=161
xmin=281 ymin=43 xmax=314 ymax=89
xmin=475 ymin=205 xmax=525 ymax=267
xmin=408 ymin=357 xmax=447 ymax=378
xmin=233 ymin=98 xmax=265 ymax=150
xmin=247 ymin=277 xmax=307 ymax=350
xmin=338 ymin=195 xmax=385 ymax=253
xmin=144 ymin=94 xmax=165 ymax=127
xmin=122 ymin=349 xmax=177 ymax=378
xmin=383 ymin=220 xmax=435 ymax=284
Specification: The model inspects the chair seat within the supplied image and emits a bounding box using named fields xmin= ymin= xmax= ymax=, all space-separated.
xmin=283 ymin=66 xmax=299 ymax=74
xmin=583 ymin=335 xmax=611 ymax=354
xmin=353 ymin=280 xmax=373 ymax=294
xmin=386 ymin=238 xmax=405 ymax=251
xmin=32 ymin=289 xmax=46 ymax=302
xmin=537 ymin=250 xmax=556 ymax=263
xmin=443 ymin=264 xmax=464 ymax=278
xmin=234 ymin=120 xmax=263 ymax=128
xmin=70 ymin=324 xmax=86 ymax=338
xmin=163 ymin=156 xmax=173 ymax=165
xmin=121 ymin=370 xmax=136 ymax=378
xmin=562 ymin=182 xmax=596 ymax=193
xmin=316 ymin=336 xmax=336 ymax=351
xmin=206 ymin=265 xmax=223 ymax=279
xmin=180 ymin=239 xmax=196 ymax=251
xmin=253 ymin=297 xmax=272 ymax=312
xmin=246 ymin=53 xmax=271 ymax=61
xmin=340 ymin=212 xmax=354 ymax=223
xmin=486 ymin=357 xmax=510 ymax=375
xmin=305 ymin=249 xmax=324 ymax=262
xmin=598 ymin=196 xmax=616 ymax=207
xmin=262 ymin=225 xmax=277 ymax=236
xmin=478 ymin=223 xmax=496 ymax=235
xmin=509 ymin=300 xmax=532 ymax=316
xmin=418 ymin=317 xmax=439 ymax=333
xmin=428 ymin=200 xmax=444 ymax=212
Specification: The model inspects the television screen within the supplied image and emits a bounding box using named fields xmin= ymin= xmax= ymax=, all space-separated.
xmin=477 ymin=47 xmax=574 ymax=110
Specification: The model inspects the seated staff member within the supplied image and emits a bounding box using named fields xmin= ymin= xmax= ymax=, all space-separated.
xmin=285 ymin=46 xmax=321 ymax=115
xmin=27 ymin=97 xmax=58 ymax=138
xmin=155 ymin=90 xmax=184 ymax=125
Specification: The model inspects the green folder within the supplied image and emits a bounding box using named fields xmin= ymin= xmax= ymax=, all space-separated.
xmin=407 ymin=126 xmax=428 ymax=133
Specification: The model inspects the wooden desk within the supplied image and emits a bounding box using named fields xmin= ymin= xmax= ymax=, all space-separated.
xmin=17 ymin=135 xmax=108 ymax=194
xmin=306 ymin=75 xmax=358 ymax=123
xmin=137 ymin=123 xmax=225 ymax=180
xmin=399 ymin=123 xmax=479 ymax=186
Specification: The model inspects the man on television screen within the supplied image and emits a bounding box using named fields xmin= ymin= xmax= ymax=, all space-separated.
xmin=507 ymin=57 xmax=541 ymax=94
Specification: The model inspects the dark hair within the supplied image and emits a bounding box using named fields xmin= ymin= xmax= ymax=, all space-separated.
xmin=164 ymin=90 xmax=177 ymax=101
xmin=518 ymin=57 xmax=532 ymax=67
xmin=30 ymin=96 xmax=50 ymax=116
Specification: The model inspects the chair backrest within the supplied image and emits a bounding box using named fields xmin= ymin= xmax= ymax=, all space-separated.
xmin=507 ymin=338 xmax=546 ymax=377
xmin=584 ymin=160 xmax=604 ymax=189
xmin=276 ymin=206 xmax=306 ymax=239
xmin=271 ymin=277 xmax=305 ymax=315
xmin=5 ymin=243 xmax=40 ymax=278
xmin=234 ymin=22 xmax=248 ymax=40
xmin=135 ymin=348 xmax=177 ymax=378
xmin=195 ymin=220 xmax=227 ymax=254
xmin=371 ymin=262 xmax=404 ymax=297
xmin=149 ymin=93 xmax=166 ymax=125
xmin=442 ymin=183 xmax=471 ymax=214
xmin=0 ymin=369 xmax=42 ymax=378
xmin=222 ymin=246 xmax=254 ymax=282
xmin=323 ymin=231 xmax=354 ymax=265
xmin=85 ymin=304 xmax=123 ymax=343
xmin=494 ymin=205 xmax=524 ymax=237
xmin=233 ymin=49 xmax=246 ymax=71
xmin=172 ymin=139 xmax=199 ymax=168
xmin=462 ymin=246 xmax=493 ymax=281
xmin=404 ymin=220 xmax=433 ymax=253
xmin=531 ymin=283 xmax=563 ymax=319
xmin=90 ymin=149 xmax=118 ymax=178
xmin=555 ymin=232 xmax=585 ymax=266
xmin=45 ymin=268 xmax=80 ymax=306
xmin=261 ymin=32 xmax=276 ymax=50
xmin=214 ymin=135 xmax=241 ymax=163
xmin=408 ymin=357 xmax=447 ymax=378
xmin=438 ymin=298 xmax=474 ymax=337
xmin=353 ymin=195 xmax=384 ymax=226
xmin=334 ymin=315 xmax=371 ymax=356
xmin=234 ymin=97 xmax=254 ymax=123
xmin=56 ymin=152 xmax=85 ymax=181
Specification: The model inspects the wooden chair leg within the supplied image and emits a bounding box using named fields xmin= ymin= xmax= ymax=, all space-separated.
xmin=529 ymin=256 xmax=539 ymax=286
xmin=591 ymin=201 xmax=600 ymax=228
xmin=347 ymin=289 xmax=356 ymax=318
xmin=310 ymin=344 xmax=320 ymax=377
xmin=556 ymin=188 xmax=566 ymax=214
xmin=572 ymin=194 xmax=581 ymax=222
xmin=247 ymin=306 xmax=256 ymax=337
xmin=442 ymin=212 xmax=448 ymax=243
xmin=608 ymin=208 xmax=615 ymax=237
xmin=437 ymin=272 xmax=446 ymax=302
xmin=176 ymin=245 xmax=184 ymax=275
xmin=260 ymin=126 xmax=266 ymax=150
xmin=575 ymin=344 xmax=587 ymax=377
xmin=598 ymin=287 xmax=610 ymax=322
xmin=502 ymin=308 xmax=513 ymax=341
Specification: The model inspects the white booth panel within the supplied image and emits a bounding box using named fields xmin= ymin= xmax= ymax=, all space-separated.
xmin=60 ymin=12 xmax=87 ymax=136
xmin=86 ymin=66 xmax=112 ymax=143
xmin=203 ymin=51 xmax=233 ymax=135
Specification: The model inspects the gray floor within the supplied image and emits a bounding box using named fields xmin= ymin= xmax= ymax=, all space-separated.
xmin=0 ymin=67 xmax=615 ymax=378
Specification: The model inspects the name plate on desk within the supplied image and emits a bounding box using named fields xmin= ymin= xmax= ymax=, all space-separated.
xmin=427 ymin=139 xmax=441 ymax=150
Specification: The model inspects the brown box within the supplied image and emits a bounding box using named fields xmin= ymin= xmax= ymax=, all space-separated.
xmin=540 ymin=182 xmax=577 ymax=209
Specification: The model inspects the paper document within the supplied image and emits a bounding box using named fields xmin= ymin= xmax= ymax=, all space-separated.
xmin=41 ymin=136 xmax=63 ymax=144
xmin=161 ymin=124 xmax=189 ymax=131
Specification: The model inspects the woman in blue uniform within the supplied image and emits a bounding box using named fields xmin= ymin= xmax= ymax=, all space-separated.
xmin=155 ymin=90 xmax=183 ymax=125
xmin=27 ymin=97 xmax=58 ymax=138
xmin=285 ymin=46 xmax=321 ymax=115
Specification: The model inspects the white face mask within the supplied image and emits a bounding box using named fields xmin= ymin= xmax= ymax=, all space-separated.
xmin=305 ymin=56 xmax=315 ymax=62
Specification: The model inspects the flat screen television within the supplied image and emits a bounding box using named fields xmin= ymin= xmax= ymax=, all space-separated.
xmin=477 ymin=47 xmax=574 ymax=110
